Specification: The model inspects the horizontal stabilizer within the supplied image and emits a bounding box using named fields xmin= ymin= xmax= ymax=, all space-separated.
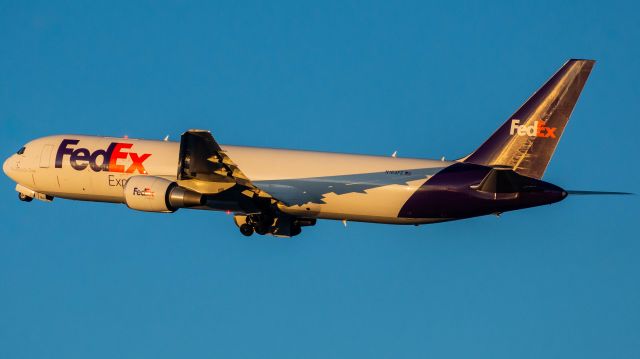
xmin=566 ymin=190 xmax=633 ymax=196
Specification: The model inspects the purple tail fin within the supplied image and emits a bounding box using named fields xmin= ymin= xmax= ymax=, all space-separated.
xmin=464 ymin=59 xmax=595 ymax=179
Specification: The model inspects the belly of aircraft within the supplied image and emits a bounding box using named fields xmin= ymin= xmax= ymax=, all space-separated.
xmin=254 ymin=167 xmax=442 ymax=224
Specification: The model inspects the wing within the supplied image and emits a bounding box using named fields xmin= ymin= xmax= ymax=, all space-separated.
xmin=176 ymin=130 xmax=273 ymax=208
xmin=176 ymin=130 xmax=317 ymax=237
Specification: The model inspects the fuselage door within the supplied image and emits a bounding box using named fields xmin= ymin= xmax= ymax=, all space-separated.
xmin=39 ymin=144 xmax=54 ymax=168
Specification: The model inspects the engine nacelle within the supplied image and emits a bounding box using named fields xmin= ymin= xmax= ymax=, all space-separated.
xmin=124 ymin=176 xmax=205 ymax=212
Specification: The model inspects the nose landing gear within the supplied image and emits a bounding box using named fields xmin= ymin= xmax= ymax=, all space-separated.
xmin=18 ymin=193 xmax=33 ymax=202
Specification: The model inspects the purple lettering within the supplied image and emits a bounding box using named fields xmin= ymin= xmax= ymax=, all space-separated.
xmin=55 ymin=139 xmax=150 ymax=173
xmin=55 ymin=139 xmax=79 ymax=168
xmin=70 ymin=148 xmax=90 ymax=170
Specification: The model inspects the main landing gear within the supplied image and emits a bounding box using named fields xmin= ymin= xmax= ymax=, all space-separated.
xmin=239 ymin=223 xmax=254 ymax=236
xmin=240 ymin=213 xmax=276 ymax=237
xmin=235 ymin=213 xmax=314 ymax=238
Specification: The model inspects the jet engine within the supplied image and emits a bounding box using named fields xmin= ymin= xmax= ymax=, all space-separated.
xmin=124 ymin=176 xmax=205 ymax=212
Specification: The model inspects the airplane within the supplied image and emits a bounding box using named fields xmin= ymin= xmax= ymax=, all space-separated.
xmin=2 ymin=59 xmax=630 ymax=237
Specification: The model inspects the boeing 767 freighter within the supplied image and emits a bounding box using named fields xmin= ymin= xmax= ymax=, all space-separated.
xmin=2 ymin=59 xmax=629 ymax=237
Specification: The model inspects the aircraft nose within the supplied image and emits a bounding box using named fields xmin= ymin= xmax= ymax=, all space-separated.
xmin=3 ymin=155 xmax=14 ymax=177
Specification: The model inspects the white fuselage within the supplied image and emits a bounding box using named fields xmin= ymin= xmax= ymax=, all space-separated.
xmin=3 ymin=135 xmax=453 ymax=224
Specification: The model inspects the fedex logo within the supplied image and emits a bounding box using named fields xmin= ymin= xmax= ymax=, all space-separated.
xmin=509 ymin=120 xmax=557 ymax=138
xmin=133 ymin=187 xmax=154 ymax=197
xmin=55 ymin=139 xmax=151 ymax=173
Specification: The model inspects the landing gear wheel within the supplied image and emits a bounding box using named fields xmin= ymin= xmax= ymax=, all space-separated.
xmin=247 ymin=214 xmax=273 ymax=235
xmin=18 ymin=193 xmax=33 ymax=202
xmin=254 ymin=225 xmax=270 ymax=236
xmin=290 ymin=224 xmax=302 ymax=237
xmin=239 ymin=223 xmax=254 ymax=237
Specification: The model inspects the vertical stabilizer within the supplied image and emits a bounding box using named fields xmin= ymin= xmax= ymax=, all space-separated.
xmin=464 ymin=59 xmax=594 ymax=179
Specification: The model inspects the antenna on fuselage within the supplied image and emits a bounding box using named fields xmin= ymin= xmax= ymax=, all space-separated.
xmin=163 ymin=135 xmax=169 ymax=141
xmin=391 ymin=151 xmax=397 ymax=158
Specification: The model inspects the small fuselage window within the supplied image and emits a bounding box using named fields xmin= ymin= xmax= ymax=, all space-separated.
xmin=16 ymin=147 xmax=25 ymax=155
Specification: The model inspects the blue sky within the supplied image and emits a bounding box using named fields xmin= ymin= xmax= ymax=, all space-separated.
xmin=1 ymin=1 xmax=639 ymax=358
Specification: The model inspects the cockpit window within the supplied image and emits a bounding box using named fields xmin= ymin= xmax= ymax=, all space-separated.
xmin=16 ymin=147 xmax=25 ymax=155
